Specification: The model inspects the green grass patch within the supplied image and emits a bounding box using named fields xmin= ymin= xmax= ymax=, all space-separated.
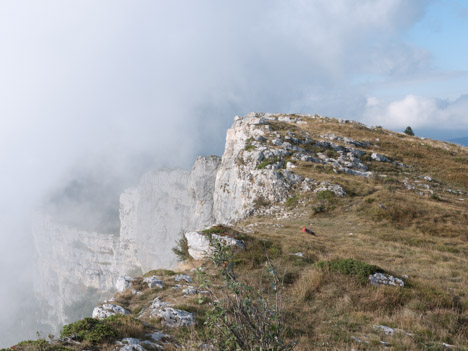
xmin=143 ymin=269 xmax=175 ymax=277
xmin=257 ymin=157 xmax=279 ymax=169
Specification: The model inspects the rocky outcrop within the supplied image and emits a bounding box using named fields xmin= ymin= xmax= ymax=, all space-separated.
xmin=213 ymin=114 xmax=304 ymax=224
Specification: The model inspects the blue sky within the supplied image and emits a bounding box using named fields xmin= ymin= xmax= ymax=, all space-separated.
xmin=374 ymin=0 xmax=468 ymax=104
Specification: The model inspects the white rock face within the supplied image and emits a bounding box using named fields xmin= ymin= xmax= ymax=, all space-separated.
xmin=213 ymin=114 xmax=303 ymax=224
xmin=33 ymin=156 xmax=221 ymax=330
xmin=32 ymin=214 xmax=140 ymax=331
xmin=116 ymin=276 xmax=133 ymax=292
xmin=120 ymin=156 xmax=221 ymax=271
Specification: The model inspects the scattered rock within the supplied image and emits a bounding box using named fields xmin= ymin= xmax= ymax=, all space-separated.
xmin=373 ymin=324 xmax=413 ymax=336
xmin=182 ymin=286 xmax=198 ymax=295
xmin=143 ymin=275 xmax=164 ymax=289
xmin=175 ymin=274 xmax=193 ymax=283
xmin=373 ymin=325 xmax=396 ymax=335
xmin=147 ymin=331 xmax=171 ymax=343
xmin=313 ymin=181 xmax=346 ymax=197
xmin=151 ymin=296 xmax=171 ymax=309
xmin=369 ymin=273 xmax=404 ymax=287
xmin=371 ymin=153 xmax=391 ymax=162
xmin=120 ymin=344 xmax=146 ymax=351
xmin=92 ymin=304 xmax=130 ymax=319
xmin=155 ymin=307 xmax=196 ymax=327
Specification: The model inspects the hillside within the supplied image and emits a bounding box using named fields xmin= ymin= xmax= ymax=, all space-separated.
xmin=6 ymin=113 xmax=468 ymax=351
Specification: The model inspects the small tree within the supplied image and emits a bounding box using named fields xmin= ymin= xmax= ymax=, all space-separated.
xmin=404 ymin=126 xmax=414 ymax=136
xmin=197 ymin=238 xmax=296 ymax=351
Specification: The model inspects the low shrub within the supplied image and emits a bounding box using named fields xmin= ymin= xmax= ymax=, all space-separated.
xmin=60 ymin=317 xmax=117 ymax=343
xmin=315 ymin=258 xmax=383 ymax=284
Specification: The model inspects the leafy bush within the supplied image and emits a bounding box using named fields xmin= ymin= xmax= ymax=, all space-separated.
xmin=60 ymin=315 xmax=145 ymax=343
xmin=315 ymin=258 xmax=383 ymax=284
xmin=172 ymin=231 xmax=190 ymax=261
xmin=60 ymin=317 xmax=117 ymax=343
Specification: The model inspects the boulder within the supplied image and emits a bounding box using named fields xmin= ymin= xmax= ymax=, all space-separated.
xmin=371 ymin=152 xmax=391 ymax=162
xmin=155 ymin=307 xmax=196 ymax=327
xmin=92 ymin=304 xmax=130 ymax=319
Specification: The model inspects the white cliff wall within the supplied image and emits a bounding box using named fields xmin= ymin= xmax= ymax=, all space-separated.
xmin=119 ymin=155 xmax=221 ymax=271
xmin=33 ymin=156 xmax=221 ymax=330
xmin=32 ymin=215 xmax=127 ymax=329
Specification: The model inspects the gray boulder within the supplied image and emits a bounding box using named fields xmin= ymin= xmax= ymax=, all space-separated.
xmin=92 ymin=304 xmax=130 ymax=319
xmin=143 ymin=275 xmax=164 ymax=289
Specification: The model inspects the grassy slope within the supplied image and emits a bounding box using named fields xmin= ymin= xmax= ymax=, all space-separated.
xmin=6 ymin=116 xmax=467 ymax=351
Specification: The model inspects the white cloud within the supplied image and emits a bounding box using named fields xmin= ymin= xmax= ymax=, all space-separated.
xmin=362 ymin=94 xmax=468 ymax=130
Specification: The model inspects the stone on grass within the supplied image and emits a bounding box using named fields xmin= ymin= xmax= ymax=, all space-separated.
xmin=369 ymin=273 xmax=404 ymax=287
xmin=174 ymin=274 xmax=193 ymax=283
xmin=143 ymin=275 xmax=164 ymax=289
xmin=371 ymin=152 xmax=391 ymax=162
xmin=155 ymin=307 xmax=196 ymax=328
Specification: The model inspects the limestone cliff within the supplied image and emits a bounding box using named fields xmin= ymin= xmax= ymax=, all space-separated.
xmin=33 ymin=156 xmax=220 ymax=331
